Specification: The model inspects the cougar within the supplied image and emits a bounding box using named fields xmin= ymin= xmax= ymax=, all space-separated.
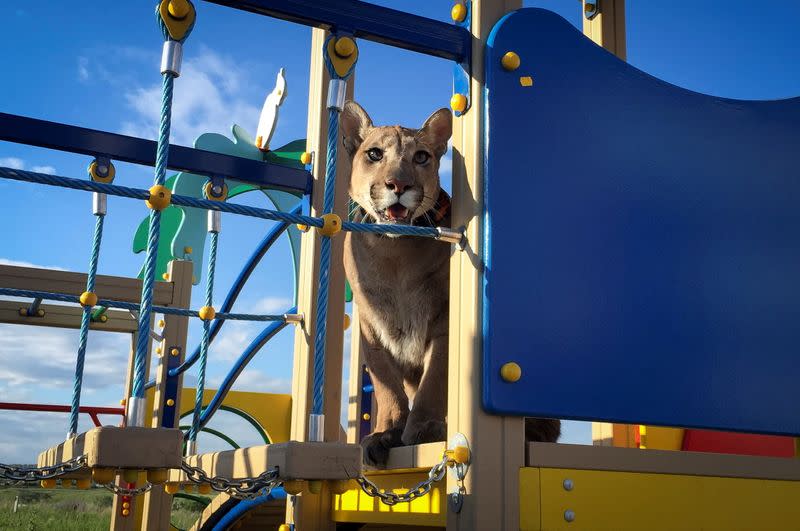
xmin=341 ymin=101 xmax=560 ymax=466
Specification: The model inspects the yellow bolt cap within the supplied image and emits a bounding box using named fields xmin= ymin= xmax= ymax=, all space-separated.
xmin=148 ymin=468 xmax=169 ymax=485
xmin=343 ymin=313 xmax=351 ymax=331
xmin=170 ymin=347 xmax=180 ymax=356
xmin=501 ymin=51 xmax=520 ymax=71
xmin=318 ymin=213 xmax=342 ymax=237
xmin=450 ymin=93 xmax=467 ymax=113
xmin=79 ymin=291 xmax=98 ymax=307
xmin=122 ymin=509 xmax=131 ymax=516
xmin=18 ymin=308 xmax=26 ymax=316
xmin=198 ymin=306 xmax=216 ymax=321
xmin=158 ymin=319 xmax=165 ymax=328
xmin=334 ymin=37 xmax=356 ymax=58
xmin=120 ymin=398 xmax=126 ymax=406
xmin=168 ymin=0 xmax=191 ymax=18
xmin=37 ymin=309 xmax=45 ymax=317
xmin=300 ymin=151 xmax=312 ymax=165
xmin=184 ymin=246 xmax=192 ymax=254
xmin=146 ymin=184 xmax=172 ymax=211
xmin=362 ymin=413 xmax=370 ymax=421
xmin=451 ymin=3 xmax=467 ymax=22
xmin=100 ymin=315 xmax=108 ymax=322
xmin=122 ymin=501 xmax=130 ymax=509
xmin=279 ymin=525 xmax=291 ymax=531
xmin=162 ymin=272 xmax=170 ymax=281
xmin=500 ymin=362 xmax=522 ymax=382
xmin=92 ymin=468 xmax=115 ymax=484
xmin=164 ymin=482 xmax=180 ymax=495
xmin=156 ymin=347 xmax=163 ymax=354
xmin=166 ymin=399 xmax=175 ymax=407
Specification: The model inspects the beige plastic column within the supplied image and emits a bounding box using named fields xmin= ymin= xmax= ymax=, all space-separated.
xmin=582 ymin=0 xmax=627 ymax=60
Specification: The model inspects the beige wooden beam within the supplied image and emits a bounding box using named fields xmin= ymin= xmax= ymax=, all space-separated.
xmin=0 ymin=300 xmax=137 ymax=333
xmin=582 ymin=0 xmax=627 ymax=60
xmin=288 ymin=26 xmax=354 ymax=530
xmin=0 ymin=264 xmax=174 ymax=306
xmin=447 ymin=1 xmax=523 ymax=530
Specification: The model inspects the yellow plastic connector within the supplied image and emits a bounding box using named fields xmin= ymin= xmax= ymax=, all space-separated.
xmin=343 ymin=313 xmax=351 ymax=331
xmin=501 ymin=51 xmax=521 ymax=71
xmin=279 ymin=525 xmax=291 ymax=531
xmin=198 ymin=306 xmax=216 ymax=321
xmin=317 ymin=213 xmax=341 ymax=237
xmin=197 ymin=483 xmax=212 ymax=494
xmin=500 ymin=361 xmax=522 ymax=383
xmin=88 ymin=160 xmax=116 ymax=183
xmin=450 ymin=93 xmax=467 ymax=113
xmin=79 ymin=291 xmax=98 ymax=307
xmin=40 ymin=479 xmax=56 ymax=489
xmin=147 ymin=469 xmax=169 ymax=485
xmin=158 ymin=0 xmax=196 ymax=41
xmin=162 ymin=272 xmax=171 ymax=281
xmin=146 ymin=184 xmax=172 ymax=211
xmin=122 ymin=469 xmax=139 ymax=484
xmin=203 ymin=181 xmax=228 ymax=202
xmin=76 ymin=478 xmax=92 ymax=490
xmin=300 ymin=151 xmax=312 ymax=165
xmin=451 ymin=3 xmax=467 ymax=23
xmin=334 ymin=36 xmax=356 ymax=58
xmin=164 ymin=482 xmax=180 ymax=495
xmin=446 ymin=445 xmax=470 ymax=465
xmin=283 ymin=480 xmax=306 ymax=495
xmin=92 ymin=467 xmax=115 ymax=484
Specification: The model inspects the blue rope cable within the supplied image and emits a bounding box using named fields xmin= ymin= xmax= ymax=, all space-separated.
xmin=0 ymin=167 xmax=445 ymax=238
xmin=132 ymin=73 xmax=175 ymax=401
xmin=189 ymin=230 xmax=218 ymax=442
xmin=68 ymin=212 xmax=104 ymax=436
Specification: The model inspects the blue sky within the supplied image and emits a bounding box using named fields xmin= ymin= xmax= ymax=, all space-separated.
xmin=0 ymin=1 xmax=798 ymax=462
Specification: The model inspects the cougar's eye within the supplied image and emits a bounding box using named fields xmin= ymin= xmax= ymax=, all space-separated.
xmin=413 ymin=150 xmax=430 ymax=164
xmin=366 ymin=148 xmax=383 ymax=162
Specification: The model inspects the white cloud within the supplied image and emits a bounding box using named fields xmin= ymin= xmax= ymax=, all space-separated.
xmin=0 ymin=257 xmax=66 ymax=271
xmin=120 ymin=48 xmax=262 ymax=146
xmin=252 ymin=296 xmax=293 ymax=314
xmin=0 ymin=157 xmax=24 ymax=170
xmin=78 ymin=56 xmax=89 ymax=82
xmin=208 ymin=367 xmax=290 ymax=394
xmin=31 ymin=165 xmax=57 ymax=175
xmin=210 ymin=321 xmax=256 ymax=362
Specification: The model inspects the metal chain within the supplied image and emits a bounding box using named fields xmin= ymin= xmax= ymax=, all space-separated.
xmin=180 ymin=461 xmax=281 ymax=499
xmin=102 ymin=482 xmax=153 ymax=497
xmin=0 ymin=455 xmax=87 ymax=482
xmin=356 ymin=454 xmax=449 ymax=506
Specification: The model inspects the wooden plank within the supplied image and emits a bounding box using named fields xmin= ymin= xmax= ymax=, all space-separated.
xmin=142 ymin=259 xmax=194 ymax=530
xmin=533 ymin=466 xmax=800 ymax=530
xmin=582 ymin=0 xmax=626 ymax=60
xmin=447 ymin=2 xmax=522 ymax=530
xmin=527 ymin=442 xmax=800 ymax=481
xmin=171 ymin=442 xmax=362 ymax=482
xmin=0 ymin=300 xmax=137 ymax=333
xmin=289 ymin=26 xmax=354 ymax=530
xmin=0 ymin=264 xmax=174 ymax=305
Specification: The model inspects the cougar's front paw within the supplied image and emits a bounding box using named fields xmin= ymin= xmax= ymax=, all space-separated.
xmin=361 ymin=427 xmax=404 ymax=467
xmin=401 ymin=419 xmax=446 ymax=446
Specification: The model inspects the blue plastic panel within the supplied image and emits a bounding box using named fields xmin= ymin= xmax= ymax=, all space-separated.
xmin=483 ymin=8 xmax=800 ymax=435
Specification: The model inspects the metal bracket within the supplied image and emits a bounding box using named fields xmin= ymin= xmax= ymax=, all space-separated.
xmin=447 ymin=432 xmax=470 ymax=513
xmin=584 ymin=0 xmax=599 ymax=20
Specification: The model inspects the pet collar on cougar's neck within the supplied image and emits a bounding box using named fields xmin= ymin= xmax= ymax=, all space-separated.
xmin=356 ymin=189 xmax=451 ymax=228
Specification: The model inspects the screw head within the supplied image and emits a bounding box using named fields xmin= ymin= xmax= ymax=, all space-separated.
xmin=563 ymin=478 xmax=574 ymax=491
xmin=500 ymin=362 xmax=522 ymax=382
xmin=564 ymin=509 xmax=576 ymax=522
xmin=501 ymin=51 xmax=521 ymax=71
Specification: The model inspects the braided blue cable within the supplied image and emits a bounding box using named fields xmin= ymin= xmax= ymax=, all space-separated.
xmin=68 ymin=212 xmax=105 ymax=436
xmin=0 ymin=167 xmax=446 ymax=238
xmin=131 ymin=73 xmax=175 ymax=402
xmin=189 ymin=229 xmax=218 ymax=442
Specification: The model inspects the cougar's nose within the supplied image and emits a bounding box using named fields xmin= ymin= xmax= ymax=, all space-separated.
xmin=385 ymin=179 xmax=410 ymax=195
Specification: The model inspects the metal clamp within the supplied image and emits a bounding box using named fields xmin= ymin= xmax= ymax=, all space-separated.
xmin=327 ymin=79 xmax=347 ymax=111
xmin=161 ymin=40 xmax=183 ymax=76
xmin=447 ymin=433 xmax=470 ymax=513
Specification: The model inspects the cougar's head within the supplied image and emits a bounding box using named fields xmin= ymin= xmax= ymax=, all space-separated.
xmin=341 ymin=101 xmax=452 ymax=228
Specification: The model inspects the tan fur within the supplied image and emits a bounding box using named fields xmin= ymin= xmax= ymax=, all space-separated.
xmin=341 ymin=102 xmax=559 ymax=466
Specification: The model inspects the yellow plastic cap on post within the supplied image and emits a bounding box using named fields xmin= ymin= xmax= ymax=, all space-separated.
xmin=198 ymin=306 xmax=216 ymax=321
xmin=501 ymin=51 xmax=521 ymax=71
xmin=79 ymin=291 xmax=98 ymax=307
xmin=451 ymin=3 xmax=467 ymax=22
xmin=76 ymin=478 xmax=92 ymax=490
xmin=450 ymin=93 xmax=467 ymax=113
xmin=147 ymin=469 xmax=169 ymax=485
xmin=500 ymin=362 xmax=522 ymax=382
xmin=300 ymin=151 xmax=312 ymax=165
xmin=279 ymin=525 xmax=291 ymax=531
xmin=92 ymin=467 xmax=115 ymax=484
xmin=318 ymin=213 xmax=342 ymax=237
xmin=168 ymin=0 xmax=191 ymax=18
xmin=146 ymin=185 xmax=172 ymax=211
xmin=122 ymin=469 xmax=138 ymax=484
xmin=164 ymin=482 xmax=180 ymax=495
xmin=334 ymin=37 xmax=356 ymax=58
xmin=283 ymin=480 xmax=306 ymax=495
xmin=197 ymin=483 xmax=212 ymax=494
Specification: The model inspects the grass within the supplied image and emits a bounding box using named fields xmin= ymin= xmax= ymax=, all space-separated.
xmin=0 ymin=486 xmax=207 ymax=530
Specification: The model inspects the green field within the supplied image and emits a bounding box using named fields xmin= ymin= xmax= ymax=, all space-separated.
xmin=0 ymin=486 xmax=206 ymax=530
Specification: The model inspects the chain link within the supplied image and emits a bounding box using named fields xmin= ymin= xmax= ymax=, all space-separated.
xmin=180 ymin=461 xmax=281 ymax=499
xmin=355 ymin=454 xmax=449 ymax=506
xmin=0 ymin=455 xmax=87 ymax=483
xmin=102 ymin=482 xmax=154 ymax=497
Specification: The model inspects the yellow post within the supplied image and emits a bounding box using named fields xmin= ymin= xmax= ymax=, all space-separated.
xmin=287 ymin=27 xmax=354 ymax=530
xmin=447 ymin=1 xmax=523 ymax=530
xmin=582 ymin=0 xmax=627 ymax=60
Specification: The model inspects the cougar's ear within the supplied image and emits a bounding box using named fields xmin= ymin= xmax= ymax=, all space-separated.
xmin=341 ymin=101 xmax=373 ymax=156
xmin=417 ymin=108 xmax=452 ymax=159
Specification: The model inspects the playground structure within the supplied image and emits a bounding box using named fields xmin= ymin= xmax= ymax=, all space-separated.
xmin=1 ymin=0 xmax=799 ymax=530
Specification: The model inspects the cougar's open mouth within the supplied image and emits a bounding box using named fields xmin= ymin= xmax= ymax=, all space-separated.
xmin=377 ymin=203 xmax=411 ymax=224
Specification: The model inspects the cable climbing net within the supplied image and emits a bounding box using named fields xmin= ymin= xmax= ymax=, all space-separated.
xmin=0 ymin=0 xmax=466 ymax=507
